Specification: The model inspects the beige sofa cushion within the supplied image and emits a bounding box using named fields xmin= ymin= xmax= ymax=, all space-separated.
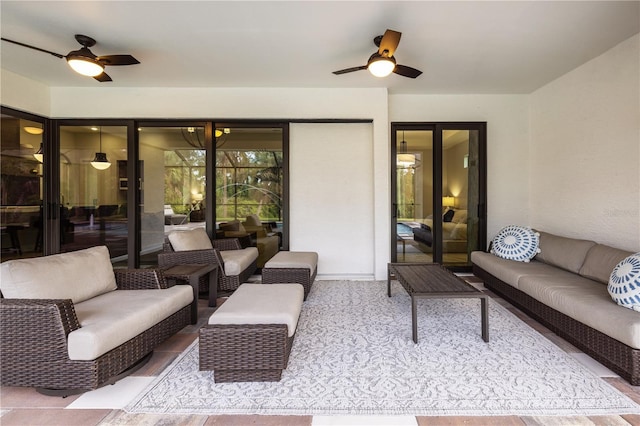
xmin=0 ymin=246 xmax=117 ymax=304
xmin=534 ymin=232 xmax=596 ymax=274
xmin=68 ymin=285 xmax=193 ymax=360
xmin=220 ymin=247 xmax=259 ymax=275
xmin=579 ymin=244 xmax=634 ymax=284
xmin=208 ymin=283 xmax=304 ymax=337
xmin=517 ymin=273 xmax=640 ymax=349
xmin=471 ymin=251 xmax=571 ymax=289
xmin=168 ymin=228 xmax=213 ymax=251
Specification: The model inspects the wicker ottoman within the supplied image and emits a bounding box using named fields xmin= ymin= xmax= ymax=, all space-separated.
xmin=262 ymin=251 xmax=318 ymax=300
xmin=199 ymin=283 xmax=304 ymax=382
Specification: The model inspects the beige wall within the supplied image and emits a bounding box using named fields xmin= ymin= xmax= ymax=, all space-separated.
xmin=529 ymin=34 xmax=640 ymax=252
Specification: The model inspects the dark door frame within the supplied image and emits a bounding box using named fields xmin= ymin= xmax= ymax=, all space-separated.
xmin=391 ymin=121 xmax=487 ymax=271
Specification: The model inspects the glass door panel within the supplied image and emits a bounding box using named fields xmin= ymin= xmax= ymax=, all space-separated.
xmin=215 ymin=127 xmax=284 ymax=242
xmin=392 ymin=123 xmax=485 ymax=270
xmin=1 ymin=114 xmax=45 ymax=260
xmin=138 ymin=126 xmax=206 ymax=267
xmin=442 ymin=129 xmax=479 ymax=267
xmin=59 ymin=125 xmax=128 ymax=262
xmin=395 ymin=129 xmax=433 ymax=263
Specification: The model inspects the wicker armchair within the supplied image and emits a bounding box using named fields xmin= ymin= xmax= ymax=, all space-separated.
xmin=0 ymin=269 xmax=191 ymax=396
xmin=162 ymin=237 xmax=258 ymax=292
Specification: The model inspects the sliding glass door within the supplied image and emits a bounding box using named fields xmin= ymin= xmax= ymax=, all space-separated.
xmin=392 ymin=123 xmax=486 ymax=270
xmin=59 ymin=125 xmax=129 ymax=262
xmin=138 ymin=124 xmax=210 ymax=267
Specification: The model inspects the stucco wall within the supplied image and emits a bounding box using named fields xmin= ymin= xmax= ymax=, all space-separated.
xmin=529 ymin=34 xmax=640 ymax=252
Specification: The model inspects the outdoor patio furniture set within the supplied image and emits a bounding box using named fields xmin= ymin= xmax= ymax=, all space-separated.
xmin=0 ymin=227 xmax=319 ymax=394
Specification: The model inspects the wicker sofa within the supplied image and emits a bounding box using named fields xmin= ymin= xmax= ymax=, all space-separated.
xmin=471 ymin=231 xmax=639 ymax=385
xmin=0 ymin=246 xmax=193 ymax=396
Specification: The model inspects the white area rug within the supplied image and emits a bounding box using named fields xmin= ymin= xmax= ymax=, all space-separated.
xmin=126 ymin=280 xmax=640 ymax=416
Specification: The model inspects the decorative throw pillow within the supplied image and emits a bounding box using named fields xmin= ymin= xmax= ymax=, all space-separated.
xmin=491 ymin=225 xmax=541 ymax=262
xmin=608 ymin=253 xmax=640 ymax=312
xmin=443 ymin=209 xmax=455 ymax=222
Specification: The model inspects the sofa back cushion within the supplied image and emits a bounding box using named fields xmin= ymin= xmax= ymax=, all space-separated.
xmin=579 ymin=244 xmax=634 ymax=284
xmin=245 ymin=214 xmax=263 ymax=226
xmin=168 ymin=228 xmax=213 ymax=251
xmin=0 ymin=245 xmax=117 ymax=303
xmin=534 ymin=231 xmax=596 ymax=274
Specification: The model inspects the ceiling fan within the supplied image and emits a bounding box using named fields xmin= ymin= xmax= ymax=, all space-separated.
xmin=333 ymin=29 xmax=422 ymax=79
xmin=1 ymin=34 xmax=140 ymax=82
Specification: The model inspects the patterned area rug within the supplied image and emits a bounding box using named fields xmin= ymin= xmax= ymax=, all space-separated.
xmin=126 ymin=280 xmax=640 ymax=416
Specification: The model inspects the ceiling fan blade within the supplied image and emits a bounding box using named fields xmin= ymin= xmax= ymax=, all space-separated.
xmin=332 ymin=65 xmax=367 ymax=75
xmin=94 ymin=72 xmax=112 ymax=82
xmin=1 ymin=37 xmax=64 ymax=59
xmin=98 ymin=54 xmax=140 ymax=66
xmin=378 ymin=29 xmax=401 ymax=57
xmin=394 ymin=64 xmax=422 ymax=79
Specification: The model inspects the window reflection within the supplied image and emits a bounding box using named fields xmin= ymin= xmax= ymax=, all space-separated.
xmin=1 ymin=114 xmax=44 ymax=260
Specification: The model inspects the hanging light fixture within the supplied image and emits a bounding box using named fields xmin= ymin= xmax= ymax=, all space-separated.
xmin=90 ymin=127 xmax=111 ymax=170
xmin=397 ymin=131 xmax=415 ymax=167
xmin=33 ymin=143 xmax=44 ymax=162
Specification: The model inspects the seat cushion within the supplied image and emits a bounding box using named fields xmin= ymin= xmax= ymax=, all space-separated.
xmin=68 ymin=285 xmax=193 ymax=360
xmin=264 ymin=251 xmax=318 ymax=271
xmin=0 ymin=245 xmax=117 ymax=304
xmin=471 ymin=251 xmax=567 ymax=289
xmin=208 ymin=283 xmax=304 ymax=337
xmin=517 ymin=273 xmax=640 ymax=349
xmin=168 ymin=228 xmax=213 ymax=251
xmin=220 ymin=247 xmax=259 ymax=276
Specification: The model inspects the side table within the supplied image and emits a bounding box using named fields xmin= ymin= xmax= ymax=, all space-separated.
xmin=162 ymin=264 xmax=218 ymax=324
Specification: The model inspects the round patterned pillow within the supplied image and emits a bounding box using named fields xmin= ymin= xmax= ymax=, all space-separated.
xmin=608 ymin=253 xmax=640 ymax=312
xmin=490 ymin=225 xmax=540 ymax=262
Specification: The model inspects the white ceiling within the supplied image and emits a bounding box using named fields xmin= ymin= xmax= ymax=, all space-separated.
xmin=1 ymin=1 xmax=638 ymax=94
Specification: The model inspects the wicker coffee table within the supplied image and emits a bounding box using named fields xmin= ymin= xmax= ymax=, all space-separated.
xmin=388 ymin=263 xmax=489 ymax=344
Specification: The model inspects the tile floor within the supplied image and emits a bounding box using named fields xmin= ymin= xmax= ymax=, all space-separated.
xmin=2 ymin=276 xmax=640 ymax=426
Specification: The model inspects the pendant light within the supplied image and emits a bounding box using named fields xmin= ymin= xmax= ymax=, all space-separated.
xmin=90 ymin=127 xmax=111 ymax=170
xmin=397 ymin=131 xmax=415 ymax=167
xmin=33 ymin=143 xmax=44 ymax=162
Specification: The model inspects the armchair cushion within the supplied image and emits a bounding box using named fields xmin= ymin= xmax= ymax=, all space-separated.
xmin=220 ymin=247 xmax=259 ymax=276
xmin=69 ymin=285 xmax=193 ymax=360
xmin=0 ymin=245 xmax=117 ymax=304
xmin=168 ymin=228 xmax=213 ymax=251
xmin=219 ymin=220 xmax=246 ymax=233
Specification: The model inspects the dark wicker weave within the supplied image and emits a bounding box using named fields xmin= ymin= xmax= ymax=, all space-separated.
xmin=162 ymin=237 xmax=257 ymax=293
xmin=212 ymin=238 xmax=258 ymax=292
xmin=199 ymin=323 xmax=294 ymax=382
xmin=262 ymin=266 xmax=317 ymax=300
xmin=0 ymin=269 xmax=191 ymax=395
xmin=473 ymin=264 xmax=640 ymax=385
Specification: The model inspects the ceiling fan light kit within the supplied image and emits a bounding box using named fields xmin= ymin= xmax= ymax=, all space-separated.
xmin=367 ymin=54 xmax=396 ymax=77
xmin=1 ymin=34 xmax=139 ymax=82
xmin=333 ymin=29 xmax=422 ymax=79
xmin=67 ymin=49 xmax=104 ymax=77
